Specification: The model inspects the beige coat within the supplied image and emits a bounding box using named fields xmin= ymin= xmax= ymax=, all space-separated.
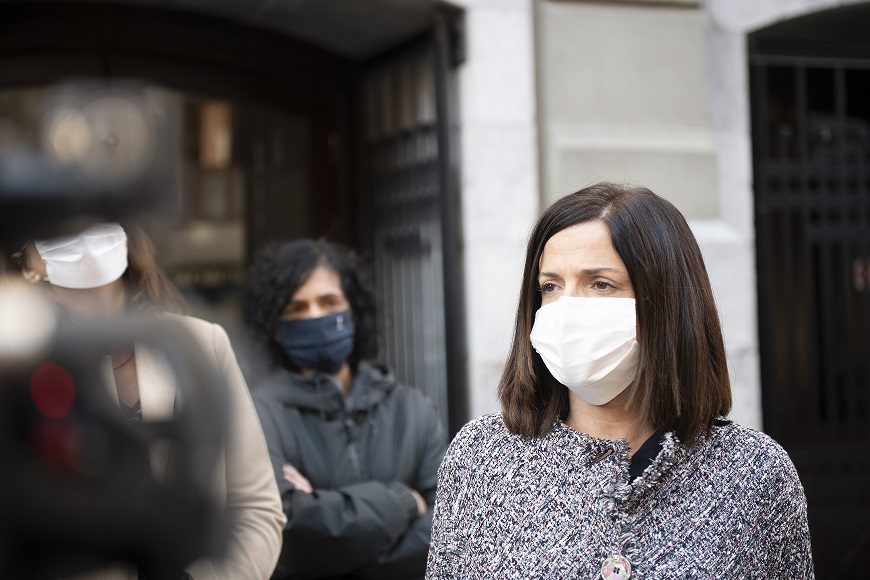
xmin=81 ymin=314 xmax=286 ymax=579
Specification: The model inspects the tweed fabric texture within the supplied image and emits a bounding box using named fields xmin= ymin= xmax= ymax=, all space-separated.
xmin=426 ymin=414 xmax=813 ymax=579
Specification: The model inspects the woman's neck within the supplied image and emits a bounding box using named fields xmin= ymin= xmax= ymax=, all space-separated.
xmin=565 ymin=389 xmax=654 ymax=455
xmin=299 ymin=362 xmax=353 ymax=399
xmin=51 ymin=278 xmax=127 ymax=317
xmin=336 ymin=362 xmax=353 ymax=399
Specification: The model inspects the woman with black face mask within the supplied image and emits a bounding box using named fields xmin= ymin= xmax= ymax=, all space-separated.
xmin=244 ymin=239 xmax=446 ymax=580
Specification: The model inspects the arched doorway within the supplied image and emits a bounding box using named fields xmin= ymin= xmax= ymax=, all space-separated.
xmin=0 ymin=1 xmax=358 ymax=341
xmin=749 ymin=4 xmax=870 ymax=573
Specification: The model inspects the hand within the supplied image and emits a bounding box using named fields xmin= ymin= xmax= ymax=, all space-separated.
xmin=409 ymin=488 xmax=428 ymax=515
xmin=282 ymin=463 xmax=313 ymax=494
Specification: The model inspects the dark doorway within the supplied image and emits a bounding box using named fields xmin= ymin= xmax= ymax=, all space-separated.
xmin=749 ymin=4 xmax=870 ymax=574
xmin=0 ymin=1 xmax=355 ymax=340
xmin=0 ymin=1 xmax=466 ymax=433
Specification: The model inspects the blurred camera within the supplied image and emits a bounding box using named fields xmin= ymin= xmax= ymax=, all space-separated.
xmin=0 ymin=80 xmax=226 ymax=578
xmin=0 ymin=80 xmax=181 ymax=241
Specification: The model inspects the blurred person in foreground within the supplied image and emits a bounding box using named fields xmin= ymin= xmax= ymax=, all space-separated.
xmin=13 ymin=223 xmax=285 ymax=579
xmin=245 ymin=239 xmax=446 ymax=580
xmin=426 ymin=183 xmax=813 ymax=579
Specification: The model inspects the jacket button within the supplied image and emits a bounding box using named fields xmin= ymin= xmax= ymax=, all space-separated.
xmin=600 ymin=554 xmax=631 ymax=580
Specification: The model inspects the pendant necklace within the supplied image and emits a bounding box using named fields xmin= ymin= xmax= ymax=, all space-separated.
xmin=112 ymin=350 xmax=134 ymax=370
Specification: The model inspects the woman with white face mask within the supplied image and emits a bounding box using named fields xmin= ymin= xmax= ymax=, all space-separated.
xmin=426 ymin=183 xmax=814 ymax=579
xmin=12 ymin=223 xmax=285 ymax=579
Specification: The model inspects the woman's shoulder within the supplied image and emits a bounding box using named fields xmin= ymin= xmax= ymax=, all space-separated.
xmin=249 ymin=367 xmax=309 ymax=407
xmin=357 ymin=361 xmax=440 ymax=415
xmin=705 ymin=422 xmax=804 ymax=496
xmin=711 ymin=422 xmax=795 ymax=466
xmin=157 ymin=312 xmax=227 ymax=349
xmin=249 ymin=370 xmax=288 ymax=402
xmin=454 ymin=413 xmax=511 ymax=441
xmin=443 ymin=413 xmax=516 ymax=463
xmin=437 ymin=414 xmax=563 ymax=496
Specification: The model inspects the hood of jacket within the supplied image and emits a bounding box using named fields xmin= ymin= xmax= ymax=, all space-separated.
xmin=256 ymin=360 xmax=395 ymax=415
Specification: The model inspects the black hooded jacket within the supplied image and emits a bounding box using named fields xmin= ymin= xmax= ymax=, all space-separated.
xmin=252 ymin=362 xmax=446 ymax=580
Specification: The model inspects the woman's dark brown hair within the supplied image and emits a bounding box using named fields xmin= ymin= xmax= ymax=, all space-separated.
xmin=499 ymin=182 xmax=731 ymax=447
xmin=122 ymin=223 xmax=185 ymax=311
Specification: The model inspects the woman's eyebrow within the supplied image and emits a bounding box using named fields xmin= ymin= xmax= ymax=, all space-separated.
xmin=539 ymin=267 xmax=620 ymax=279
xmin=580 ymin=267 xmax=621 ymax=275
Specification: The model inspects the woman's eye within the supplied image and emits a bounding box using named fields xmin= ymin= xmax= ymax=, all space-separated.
xmin=539 ymin=282 xmax=558 ymax=294
xmin=593 ymin=280 xmax=613 ymax=291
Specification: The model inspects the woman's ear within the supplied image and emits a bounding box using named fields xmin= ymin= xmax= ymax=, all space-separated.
xmin=20 ymin=245 xmax=47 ymax=284
xmin=21 ymin=267 xmax=43 ymax=284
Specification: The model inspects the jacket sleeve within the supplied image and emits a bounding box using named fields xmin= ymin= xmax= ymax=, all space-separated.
xmin=415 ymin=396 xmax=447 ymax=507
xmin=355 ymin=392 xmax=448 ymax=579
xmin=253 ymin=394 xmax=420 ymax=579
xmin=766 ymin=474 xmax=815 ymax=578
xmin=425 ymin=420 xmax=480 ymax=579
xmin=749 ymin=436 xmax=814 ymax=579
xmin=770 ymin=503 xmax=814 ymax=579
xmin=356 ymin=512 xmax=433 ymax=580
xmin=187 ymin=323 xmax=285 ymax=579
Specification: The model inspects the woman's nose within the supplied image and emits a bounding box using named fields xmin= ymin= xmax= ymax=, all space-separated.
xmin=305 ymin=304 xmax=325 ymax=319
xmin=562 ymin=283 xmax=583 ymax=298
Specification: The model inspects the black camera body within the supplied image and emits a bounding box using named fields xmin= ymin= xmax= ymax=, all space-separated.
xmin=0 ymin=81 xmax=181 ymax=241
xmin=0 ymin=80 xmax=227 ymax=578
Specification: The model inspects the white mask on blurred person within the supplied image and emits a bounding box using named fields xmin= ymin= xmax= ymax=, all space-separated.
xmin=530 ymin=296 xmax=639 ymax=406
xmin=35 ymin=223 xmax=128 ymax=289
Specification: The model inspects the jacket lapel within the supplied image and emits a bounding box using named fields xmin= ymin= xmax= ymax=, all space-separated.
xmin=135 ymin=342 xmax=177 ymax=480
xmin=100 ymin=355 xmax=119 ymax=405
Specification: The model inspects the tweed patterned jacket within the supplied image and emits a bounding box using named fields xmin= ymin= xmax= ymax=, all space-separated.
xmin=426 ymin=414 xmax=813 ymax=579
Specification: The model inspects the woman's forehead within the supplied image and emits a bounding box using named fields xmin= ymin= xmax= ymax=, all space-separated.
xmin=291 ymin=266 xmax=344 ymax=300
xmin=538 ymin=222 xmax=625 ymax=273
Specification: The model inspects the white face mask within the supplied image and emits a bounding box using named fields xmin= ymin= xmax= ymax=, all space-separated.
xmin=530 ymin=296 xmax=639 ymax=406
xmin=35 ymin=223 xmax=128 ymax=289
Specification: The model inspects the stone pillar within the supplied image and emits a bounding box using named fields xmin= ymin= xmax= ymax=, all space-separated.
xmin=450 ymin=0 xmax=541 ymax=420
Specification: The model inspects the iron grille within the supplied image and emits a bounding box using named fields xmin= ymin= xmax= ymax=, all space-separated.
xmin=750 ymin=52 xmax=870 ymax=574
xmin=358 ymin=25 xmax=465 ymax=434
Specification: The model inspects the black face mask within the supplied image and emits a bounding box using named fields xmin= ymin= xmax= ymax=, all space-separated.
xmin=275 ymin=309 xmax=355 ymax=374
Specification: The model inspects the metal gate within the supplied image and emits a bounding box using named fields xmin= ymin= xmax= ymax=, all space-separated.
xmin=358 ymin=12 xmax=467 ymax=435
xmin=750 ymin=20 xmax=870 ymax=574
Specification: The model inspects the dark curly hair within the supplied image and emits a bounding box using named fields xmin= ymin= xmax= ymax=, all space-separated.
xmin=243 ymin=239 xmax=378 ymax=372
